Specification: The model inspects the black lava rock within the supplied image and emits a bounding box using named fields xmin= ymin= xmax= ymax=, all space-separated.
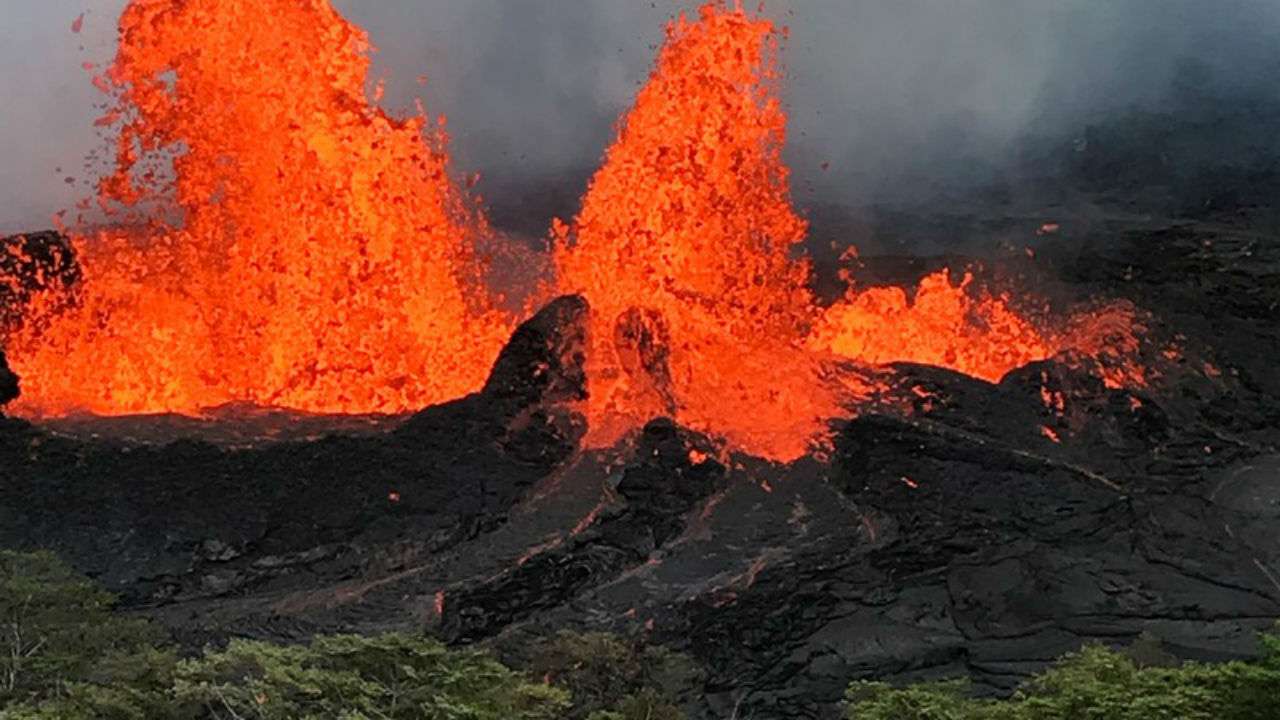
xmin=0 ymin=348 xmax=17 ymax=408
xmin=1 ymin=231 xmax=80 ymax=333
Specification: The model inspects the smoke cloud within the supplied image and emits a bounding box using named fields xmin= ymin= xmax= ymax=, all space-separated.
xmin=3 ymin=0 xmax=1278 ymax=234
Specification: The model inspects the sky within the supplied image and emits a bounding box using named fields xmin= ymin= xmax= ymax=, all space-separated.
xmin=2 ymin=0 xmax=1279 ymax=234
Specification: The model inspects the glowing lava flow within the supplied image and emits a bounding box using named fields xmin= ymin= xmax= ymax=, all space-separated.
xmin=4 ymin=0 xmax=511 ymax=417
xmin=811 ymin=269 xmax=1147 ymax=388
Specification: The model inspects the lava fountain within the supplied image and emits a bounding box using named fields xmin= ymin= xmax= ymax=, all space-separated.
xmin=2 ymin=1 xmax=1143 ymax=462
xmin=554 ymin=2 xmax=1144 ymax=460
xmin=554 ymin=4 xmax=847 ymax=461
xmin=3 ymin=0 xmax=511 ymax=417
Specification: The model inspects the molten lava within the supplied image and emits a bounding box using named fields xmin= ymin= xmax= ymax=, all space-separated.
xmin=4 ymin=0 xmax=511 ymax=417
xmin=811 ymin=269 xmax=1147 ymax=391
xmin=810 ymin=270 xmax=1054 ymax=384
xmin=554 ymin=3 xmax=847 ymax=460
xmin=553 ymin=3 xmax=1144 ymax=459
xmin=2 ymin=1 xmax=1144 ymax=463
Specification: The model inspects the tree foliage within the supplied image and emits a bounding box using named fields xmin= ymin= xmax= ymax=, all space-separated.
xmin=167 ymin=633 xmax=570 ymax=720
xmin=7 ymin=632 xmax=572 ymax=720
xmin=846 ymin=629 xmax=1280 ymax=720
xmin=0 ymin=550 xmax=171 ymax=709
xmin=529 ymin=630 xmax=697 ymax=720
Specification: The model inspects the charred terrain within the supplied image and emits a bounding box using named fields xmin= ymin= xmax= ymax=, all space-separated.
xmin=2 ymin=200 xmax=1279 ymax=719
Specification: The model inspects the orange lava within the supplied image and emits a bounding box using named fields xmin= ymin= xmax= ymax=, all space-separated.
xmin=554 ymin=3 xmax=849 ymax=461
xmin=4 ymin=0 xmax=511 ymax=417
xmin=809 ymin=269 xmax=1147 ymax=388
xmin=2 ymin=1 xmax=1144 ymax=464
xmin=810 ymin=270 xmax=1056 ymax=383
xmin=552 ymin=3 xmax=1143 ymax=460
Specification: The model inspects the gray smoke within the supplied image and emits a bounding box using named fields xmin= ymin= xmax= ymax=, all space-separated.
xmin=3 ymin=0 xmax=1278 ymax=234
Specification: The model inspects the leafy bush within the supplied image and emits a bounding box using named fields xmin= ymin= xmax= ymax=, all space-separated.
xmin=846 ymin=628 xmax=1280 ymax=720
xmin=167 ymin=633 xmax=570 ymax=720
xmin=586 ymin=688 xmax=686 ymax=720
xmin=0 ymin=550 xmax=172 ymax=709
xmin=529 ymin=630 xmax=697 ymax=720
xmin=8 ymin=633 xmax=572 ymax=720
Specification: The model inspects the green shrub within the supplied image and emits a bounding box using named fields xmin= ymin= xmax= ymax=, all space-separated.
xmin=845 ymin=628 xmax=1280 ymax=720
xmin=0 ymin=550 xmax=172 ymax=709
xmin=0 ymin=647 xmax=179 ymax=720
xmin=7 ymin=633 xmax=572 ymax=720
xmin=845 ymin=679 xmax=1001 ymax=720
xmin=529 ymin=631 xmax=696 ymax=720
xmin=169 ymin=633 xmax=570 ymax=720
xmin=586 ymin=688 xmax=687 ymax=720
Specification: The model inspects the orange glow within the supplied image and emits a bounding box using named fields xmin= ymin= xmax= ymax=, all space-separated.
xmin=552 ymin=2 xmax=1142 ymax=460
xmin=5 ymin=0 xmax=510 ymax=417
xmin=554 ymin=3 xmax=850 ymax=461
xmin=812 ymin=271 xmax=1146 ymax=388
xmin=3 ymin=1 xmax=1145 ymax=465
xmin=1059 ymin=302 xmax=1148 ymax=389
xmin=810 ymin=270 xmax=1057 ymax=383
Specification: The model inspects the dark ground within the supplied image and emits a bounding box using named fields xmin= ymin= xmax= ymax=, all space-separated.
xmin=2 ymin=110 xmax=1280 ymax=718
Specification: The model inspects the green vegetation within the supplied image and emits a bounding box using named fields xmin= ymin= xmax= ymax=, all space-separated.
xmin=0 ymin=550 xmax=687 ymax=719
xmin=0 ymin=550 xmax=174 ymax=712
xmin=4 ymin=631 xmax=572 ymax=719
xmin=846 ymin=629 xmax=1280 ymax=720
xmin=529 ymin=630 xmax=697 ymax=720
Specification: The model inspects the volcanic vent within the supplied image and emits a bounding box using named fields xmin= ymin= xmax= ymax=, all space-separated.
xmin=2 ymin=2 xmax=1278 ymax=719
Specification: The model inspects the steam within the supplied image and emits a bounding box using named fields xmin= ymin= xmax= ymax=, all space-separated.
xmin=777 ymin=0 xmax=1280 ymax=204
xmin=3 ymin=0 xmax=1278 ymax=234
